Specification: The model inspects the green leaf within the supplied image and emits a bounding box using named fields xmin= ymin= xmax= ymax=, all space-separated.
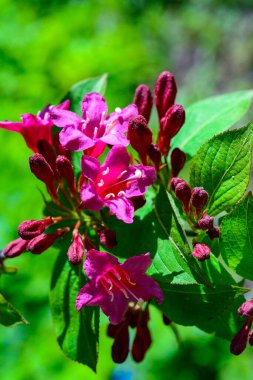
xmin=190 ymin=123 xmax=253 ymax=216
xmin=64 ymin=74 xmax=107 ymax=116
xmin=220 ymin=193 xmax=253 ymax=280
xmin=0 ymin=293 xmax=28 ymax=327
xmin=172 ymin=90 xmax=253 ymax=157
xmin=50 ymin=245 xmax=99 ymax=372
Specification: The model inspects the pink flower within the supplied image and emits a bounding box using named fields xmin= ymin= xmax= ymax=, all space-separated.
xmin=50 ymin=92 xmax=138 ymax=156
xmin=76 ymin=250 xmax=163 ymax=325
xmin=80 ymin=145 xmax=156 ymax=223
xmin=0 ymin=100 xmax=70 ymax=152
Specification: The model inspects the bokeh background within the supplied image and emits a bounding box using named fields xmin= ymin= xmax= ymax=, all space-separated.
xmin=1 ymin=0 xmax=253 ymax=379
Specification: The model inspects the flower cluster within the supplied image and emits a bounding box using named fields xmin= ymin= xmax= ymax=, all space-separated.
xmin=230 ymin=300 xmax=253 ymax=355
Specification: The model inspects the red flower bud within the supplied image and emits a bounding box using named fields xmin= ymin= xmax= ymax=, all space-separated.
xmin=134 ymin=84 xmax=153 ymax=123
xmin=207 ymin=226 xmax=220 ymax=240
xmin=170 ymin=177 xmax=186 ymax=192
xmin=54 ymin=132 xmax=71 ymax=160
xmin=67 ymin=231 xmax=84 ymax=265
xmin=132 ymin=325 xmax=152 ymax=363
xmin=2 ymin=238 xmax=28 ymax=258
xmin=29 ymin=153 xmax=58 ymax=199
xmin=158 ymin=104 xmax=185 ymax=156
xmin=238 ymin=300 xmax=253 ymax=318
xmin=37 ymin=140 xmax=56 ymax=173
xmin=197 ymin=215 xmax=214 ymax=230
xmin=230 ymin=321 xmax=252 ymax=355
xmin=27 ymin=231 xmax=63 ymax=254
xmin=127 ymin=115 xmax=153 ymax=164
xmin=18 ymin=217 xmax=54 ymax=240
xmin=111 ymin=322 xmax=129 ymax=363
xmin=99 ymin=229 xmax=117 ymax=250
xmin=56 ymin=155 xmax=76 ymax=194
xmin=190 ymin=187 xmax=209 ymax=215
xmin=147 ymin=143 xmax=161 ymax=170
xmin=192 ymin=243 xmax=210 ymax=262
xmin=174 ymin=181 xmax=191 ymax=211
xmin=170 ymin=148 xmax=186 ymax=177
xmin=155 ymin=71 xmax=177 ymax=120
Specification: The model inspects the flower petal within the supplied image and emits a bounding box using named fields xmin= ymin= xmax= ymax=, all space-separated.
xmin=81 ymin=154 xmax=101 ymax=181
xmin=80 ymin=183 xmax=104 ymax=211
xmin=130 ymin=274 xmax=164 ymax=305
xmin=84 ymin=249 xmax=119 ymax=280
xmin=120 ymin=253 xmax=152 ymax=275
xmin=106 ymin=104 xmax=138 ymax=132
xmin=100 ymin=290 xmax=129 ymax=325
xmin=0 ymin=121 xmax=23 ymax=133
xmin=81 ymin=92 xmax=108 ymax=126
xmin=102 ymin=146 xmax=130 ymax=178
xmin=105 ymin=197 xmax=134 ymax=224
xmin=100 ymin=128 xmax=129 ymax=147
xmin=50 ymin=108 xmax=81 ymax=128
xmin=125 ymin=165 xmax=156 ymax=197
xmin=76 ymin=281 xmax=103 ymax=311
xmin=59 ymin=125 xmax=94 ymax=151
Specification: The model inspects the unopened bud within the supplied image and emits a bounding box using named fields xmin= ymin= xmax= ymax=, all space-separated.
xmin=191 ymin=187 xmax=209 ymax=215
xmin=127 ymin=116 xmax=153 ymax=164
xmin=37 ymin=140 xmax=56 ymax=173
xmin=111 ymin=323 xmax=129 ymax=363
xmin=170 ymin=177 xmax=185 ymax=191
xmin=54 ymin=132 xmax=71 ymax=159
xmin=174 ymin=181 xmax=191 ymax=211
xmin=155 ymin=71 xmax=177 ymax=120
xmin=207 ymin=226 xmax=220 ymax=240
xmin=170 ymin=148 xmax=186 ymax=177
xmin=134 ymin=84 xmax=153 ymax=123
xmin=197 ymin=215 xmax=214 ymax=230
xmin=56 ymin=155 xmax=76 ymax=194
xmin=29 ymin=154 xmax=57 ymax=199
xmin=238 ymin=300 xmax=253 ymax=318
xmin=27 ymin=231 xmax=63 ymax=254
xmin=192 ymin=243 xmax=210 ymax=262
xmin=230 ymin=321 xmax=251 ymax=355
xmin=67 ymin=231 xmax=84 ymax=265
xmin=159 ymin=104 xmax=185 ymax=156
xmin=147 ymin=143 xmax=161 ymax=170
xmin=99 ymin=229 xmax=117 ymax=250
xmin=132 ymin=325 xmax=152 ymax=363
xmin=2 ymin=238 xmax=28 ymax=258
xmin=18 ymin=217 xmax=54 ymax=240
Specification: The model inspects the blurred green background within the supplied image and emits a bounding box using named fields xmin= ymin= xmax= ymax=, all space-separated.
xmin=1 ymin=0 xmax=253 ymax=379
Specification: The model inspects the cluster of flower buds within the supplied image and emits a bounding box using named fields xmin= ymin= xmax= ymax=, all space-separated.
xmin=130 ymin=72 xmax=186 ymax=175
xmin=107 ymin=305 xmax=152 ymax=363
xmin=230 ymin=299 xmax=253 ymax=355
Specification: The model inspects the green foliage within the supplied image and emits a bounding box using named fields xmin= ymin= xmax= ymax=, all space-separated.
xmin=172 ymin=91 xmax=253 ymax=157
xmin=190 ymin=123 xmax=253 ymax=216
xmin=220 ymin=193 xmax=253 ymax=280
xmin=0 ymin=293 xmax=28 ymax=327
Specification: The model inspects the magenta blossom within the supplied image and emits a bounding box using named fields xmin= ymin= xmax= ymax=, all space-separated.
xmin=76 ymin=249 xmax=163 ymax=325
xmin=80 ymin=145 xmax=156 ymax=223
xmin=50 ymin=92 xmax=138 ymax=156
xmin=0 ymin=100 xmax=70 ymax=152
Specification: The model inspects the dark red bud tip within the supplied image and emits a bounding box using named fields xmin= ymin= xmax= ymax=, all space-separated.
xmin=99 ymin=229 xmax=117 ymax=250
xmin=37 ymin=140 xmax=56 ymax=173
xmin=130 ymin=195 xmax=146 ymax=211
xmin=230 ymin=321 xmax=251 ymax=355
xmin=238 ymin=300 xmax=253 ymax=318
xmin=132 ymin=326 xmax=152 ymax=363
xmin=197 ymin=215 xmax=214 ymax=230
xmin=2 ymin=238 xmax=28 ymax=258
xmin=158 ymin=104 xmax=185 ymax=157
xmin=147 ymin=143 xmax=161 ymax=170
xmin=155 ymin=71 xmax=177 ymax=120
xmin=162 ymin=313 xmax=172 ymax=326
xmin=27 ymin=231 xmax=63 ymax=254
xmin=127 ymin=115 xmax=153 ymax=164
xmin=170 ymin=177 xmax=186 ymax=191
xmin=170 ymin=148 xmax=186 ymax=177
xmin=174 ymin=181 xmax=191 ymax=209
xmin=67 ymin=231 xmax=84 ymax=265
xmin=207 ymin=226 xmax=220 ymax=240
xmin=191 ymin=187 xmax=209 ymax=212
xmin=29 ymin=154 xmax=57 ymax=199
xmin=56 ymin=155 xmax=76 ymax=194
xmin=134 ymin=84 xmax=153 ymax=123
xmin=107 ymin=323 xmax=123 ymax=338
xmin=111 ymin=323 xmax=129 ymax=363
xmin=18 ymin=218 xmax=54 ymax=240
xmin=192 ymin=243 xmax=210 ymax=262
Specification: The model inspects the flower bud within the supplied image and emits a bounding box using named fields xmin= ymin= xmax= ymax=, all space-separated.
xmin=134 ymin=84 xmax=153 ymax=123
xmin=170 ymin=177 xmax=186 ymax=192
xmin=37 ymin=140 xmax=56 ymax=173
xmin=29 ymin=153 xmax=57 ymax=199
xmin=174 ymin=181 xmax=191 ymax=211
xmin=238 ymin=300 xmax=253 ymax=318
xmin=158 ymin=104 xmax=185 ymax=156
xmin=197 ymin=215 xmax=214 ymax=230
xmin=99 ymin=229 xmax=117 ymax=250
xmin=147 ymin=143 xmax=161 ymax=170
xmin=155 ymin=71 xmax=177 ymax=120
xmin=27 ymin=231 xmax=62 ymax=254
xmin=230 ymin=321 xmax=251 ymax=355
xmin=111 ymin=323 xmax=129 ymax=363
xmin=132 ymin=325 xmax=152 ymax=363
xmin=207 ymin=226 xmax=220 ymax=240
xmin=18 ymin=217 xmax=54 ymax=240
xmin=127 ymin=115 xmax=153 ymax=164
xmin=192 ymin=243 xmax=210 ymax=261
xmin=2 ymin=238 xmax=28 ymax=258
xmin=56 ymin=155 xmax=76 ymax=194
xmin=130 ymin=195 xmax=146 ymax=211
xmin=67 ymin=231 xmax=84 ymax=265
xmin=190 ymin=187 xmax=209 ymax=215
xmin=170 ymin=148 xmax=186 ymax=177
xmin=54 ymin=132 xmax=71 ymax=159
